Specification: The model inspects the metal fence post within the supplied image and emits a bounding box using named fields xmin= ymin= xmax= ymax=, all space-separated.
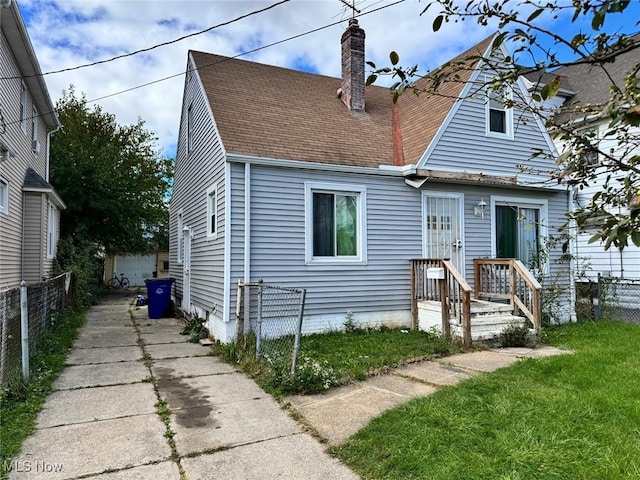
xmin=290 ymin=289 xmax=306 ymax=375
xmin=20 ymin=280 xmax=29 ymax=385
xmin=596 ymin=273 xmax=602 ymax=319
xmin=256 ymin=280 xmax=263 ymax=358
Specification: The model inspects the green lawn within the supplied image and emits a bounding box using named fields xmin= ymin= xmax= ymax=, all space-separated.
xmin=333 ymin=321 xmax=640 ymax=479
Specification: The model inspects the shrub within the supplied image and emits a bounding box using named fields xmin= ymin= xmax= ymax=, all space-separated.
xmin=498 ymin=323 xmax=536 ymax=348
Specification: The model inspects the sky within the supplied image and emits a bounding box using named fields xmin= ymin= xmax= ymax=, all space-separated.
xmin=14 ymin=0 xmax=640 ymax=159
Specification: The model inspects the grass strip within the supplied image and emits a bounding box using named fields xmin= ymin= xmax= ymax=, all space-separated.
xmin=0 ymin=309 xmax=86 ymax=477
xmin=333 ymin=321 xmax=640 ymax=479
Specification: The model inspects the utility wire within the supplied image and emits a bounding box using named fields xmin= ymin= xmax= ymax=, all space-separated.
xmin=2 ymin=0 xmax=405 ymax=127
xmin=88 ymin=0 xmax=405 ymax=103
xmin=0 ymin=0 xmax=292 ymax=81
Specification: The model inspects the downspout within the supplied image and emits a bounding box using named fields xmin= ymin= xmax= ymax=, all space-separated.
xmin=46 ymin=125 xmax=60 ymax=182
xmin=244 ymin=162 xmax=251 ymax=282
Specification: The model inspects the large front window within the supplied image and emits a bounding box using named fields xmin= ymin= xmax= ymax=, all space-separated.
xmin=305 ymin=182 xmax=366 ymax=264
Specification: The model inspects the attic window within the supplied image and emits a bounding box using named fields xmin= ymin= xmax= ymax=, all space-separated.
xmin=485 ymin=80 xmax=513 ymax=138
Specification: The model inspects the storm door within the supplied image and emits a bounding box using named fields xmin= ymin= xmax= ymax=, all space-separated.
xmin=422 ymin=193 xmax=464 ymax=273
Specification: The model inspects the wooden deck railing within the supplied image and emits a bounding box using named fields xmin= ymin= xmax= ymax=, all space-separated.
xmin=410 ymin=259 xmax=472 ymax=346
xmin=473 ymin=258 xmax=542 ymax=330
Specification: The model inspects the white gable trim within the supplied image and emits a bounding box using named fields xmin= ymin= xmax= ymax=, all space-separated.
xmin=190 ymin=52 xmax=229 ymax=159
xmin=416 ymin=37 xmax=558 ymax=167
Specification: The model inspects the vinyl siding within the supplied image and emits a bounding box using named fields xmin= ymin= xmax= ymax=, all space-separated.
xmin=0 ymin=28 xmax=55 ymax=289
xmin=424 ymin=72 xmax=557 ymax=180
xmin=22 ymin=193 xmax=44 ymax=283
xmin=228 ymin=164 xmax=570 ymax=330
xmin=169 ymin=57 xmax=226 ymax=316
xmin=559 ymin=121 xmax=640 ymax=279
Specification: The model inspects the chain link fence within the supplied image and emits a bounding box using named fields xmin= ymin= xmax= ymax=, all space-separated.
xmin=0 ymin=273 xmax=74 ymax=389
xmin=576 ymin=275 xmax=640 ymax=324
xmin=235 ymin=281 xmax=306 ymax=375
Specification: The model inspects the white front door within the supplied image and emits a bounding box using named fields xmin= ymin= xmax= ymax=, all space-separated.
xmin=181 ymin=226 xmax=192 ymax=312
xmin=422 ymin=193 xmax=464 ymax=273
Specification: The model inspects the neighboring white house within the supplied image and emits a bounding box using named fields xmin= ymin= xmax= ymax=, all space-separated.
xmin=170 ymin=22 xmax=571 ymax=343
xmin=0 ymin=0 xmax=65 ymax=290
xmin=527 ymin=34 xmax=640 ymax=280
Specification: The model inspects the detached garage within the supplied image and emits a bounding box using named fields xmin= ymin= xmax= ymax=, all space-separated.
xmin=104 ymin=252 xmax=169 ymax=287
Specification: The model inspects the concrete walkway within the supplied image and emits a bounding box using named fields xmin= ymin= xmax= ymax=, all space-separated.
xmin=285 ymin=345 xmax=571 ymax=445
xmin=9 ymin=293 xmax=356 ymax=480
xmin=9 ymin=293 xmax=571 ymax=479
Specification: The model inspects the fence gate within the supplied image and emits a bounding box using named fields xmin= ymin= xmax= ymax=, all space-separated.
xmin=235 ymin=280 xmax=306 ymax=374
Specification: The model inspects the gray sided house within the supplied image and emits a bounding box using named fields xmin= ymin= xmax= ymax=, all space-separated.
xmin=0 ymin=1 xmax=64 ymax=290
xmin=170 ymin=22 xmax=571 ymax=343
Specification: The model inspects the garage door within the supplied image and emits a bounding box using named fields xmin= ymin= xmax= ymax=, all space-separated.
xmin=114 ymin=254 xmax=157 ymax=287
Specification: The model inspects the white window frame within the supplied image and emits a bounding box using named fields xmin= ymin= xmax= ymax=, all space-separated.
xmin=176 ymin=210 xmax=184 ymax=264
xmin=485 ymin=77 xmax=513 ymax=139
xmin=31 ymin=106 xmax=38 ymax=153
xmin=206 ymin=184 xmax=218 ymax=239
xmin=0 ymin=177 xmax=8 ymax=215
xmin=20 ymin=83 xmax=27 ymax=133
xmin=47 ymin=202 xmax=57 ymax=259
xmin=577 ymin=125 xmax=600 ymax=166
xmin=490 ymin=195 xmax=548 ymax=272
xmin=304 ymin=181 xmax=367 ymax=265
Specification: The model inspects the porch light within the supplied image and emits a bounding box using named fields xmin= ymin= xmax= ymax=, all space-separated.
xmin=474 ymin=198 xmax=487 ymax=219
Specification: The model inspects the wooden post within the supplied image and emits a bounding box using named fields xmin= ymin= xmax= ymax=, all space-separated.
xmin=410 ymin=260 xmax=418 ymax=330
xmin=462 ymin=291 xmax=471 ymax=347
xmin=474 ymin=258 xmax=481 ymax=298
xmin=509 ymin=260 xmax=516 ymax=312
xmin=440 ymin=276 xmax=450 ymax=336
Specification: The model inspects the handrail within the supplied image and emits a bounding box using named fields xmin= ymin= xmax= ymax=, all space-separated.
xmin=474 ymin=258 xmax=542 ymax=331
xmin=410 ymin=258 xmax=473 ymax=346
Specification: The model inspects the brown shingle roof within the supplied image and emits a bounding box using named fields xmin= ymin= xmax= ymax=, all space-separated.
xmin=191 ymin=34 xmax=494 ymax=168
xmin=550 ymin=33 xmax=640 ymax=121
xmin=398 ymin=35 xmax=494 ymax=165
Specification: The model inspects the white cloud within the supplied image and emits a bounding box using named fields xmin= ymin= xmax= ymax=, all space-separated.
xmin=16 ymin=0 xmax=638 ymax=158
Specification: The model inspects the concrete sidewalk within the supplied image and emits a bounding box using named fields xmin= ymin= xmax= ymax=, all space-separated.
xmin=9 ymin=293 xmax=356 ymax=480
xmin=285 ymin=345 xmax=572 ymax=445
xmin=9 ymin=293 xmax=571 ymax=479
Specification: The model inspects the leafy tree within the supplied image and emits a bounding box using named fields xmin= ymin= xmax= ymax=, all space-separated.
xmin=368 ymin=0 xmax=640 ymax=248
xmin=50 ymin=86 xmax=173 ymax=255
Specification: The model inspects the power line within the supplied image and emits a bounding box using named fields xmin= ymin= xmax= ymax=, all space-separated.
xmin=2 ymin=0 xmax=405 ymax=127
xmin=1 ymin=0 xmax=292 ymax=81
xmin=88 ymin=0 xmax=405 ymax=103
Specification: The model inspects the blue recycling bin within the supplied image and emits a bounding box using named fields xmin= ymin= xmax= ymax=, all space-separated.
xmin=145 ymin=278 xmax=175 ymax=319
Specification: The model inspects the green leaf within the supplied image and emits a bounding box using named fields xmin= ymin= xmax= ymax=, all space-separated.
xmin=366 ymin=74 xmax=378 ymax=86
xmin=631 ymin=230 xmax=640 ymax=247
xmin=492 ymin=32 xmax=507 ymax=51
xmin=433 ymin=15 xmax=443 ymax=32
xmin=592 ymin=10 xmax=605 ymax=30
xmin=588 ymin=233 xmax=603 ymax=244
xmin=390 ymin=51 xmax=400 ymax=66
xmin=527 ymin=8 xmax=544 ymax=22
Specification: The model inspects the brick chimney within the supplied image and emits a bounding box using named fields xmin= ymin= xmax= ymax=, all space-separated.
xmin=340 ymin=18 xmax=365 ymax=111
